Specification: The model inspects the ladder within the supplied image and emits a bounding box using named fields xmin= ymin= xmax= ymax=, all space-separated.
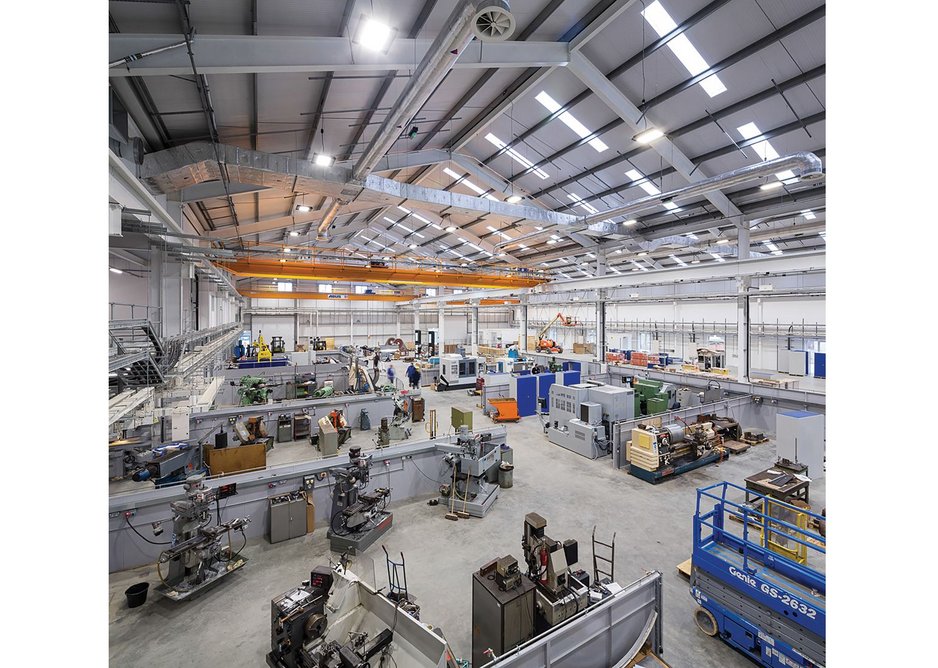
xmin=592 ymin=526 xmax=616 ymax=585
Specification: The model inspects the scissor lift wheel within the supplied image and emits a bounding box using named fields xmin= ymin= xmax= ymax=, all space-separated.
xmin=694 ymin=606 xmax=719 ymax=637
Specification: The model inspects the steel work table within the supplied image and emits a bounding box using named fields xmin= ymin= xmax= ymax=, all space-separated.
xmin=745 ymin=467 xmax=810 ymax=504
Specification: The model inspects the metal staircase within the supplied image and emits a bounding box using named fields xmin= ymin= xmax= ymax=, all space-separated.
xmin=109 ymin=319 xmax=166 ymax=387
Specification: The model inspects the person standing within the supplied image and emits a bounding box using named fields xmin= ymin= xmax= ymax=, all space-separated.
xmin=406 ymin=362 xmax=417 ymax=389
xmin=386 ymin=364 xmax=396 ymax=387
xmin=372 ymin=351 xmax=380 ymax=384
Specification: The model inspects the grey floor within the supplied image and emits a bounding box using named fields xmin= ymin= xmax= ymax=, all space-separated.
xmin=108 ymin=364 xmax=825 ymax=668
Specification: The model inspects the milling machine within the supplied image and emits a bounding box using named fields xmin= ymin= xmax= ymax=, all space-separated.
xmin=235 ymin=375 xmax=275 ymax=406
xmin=436 ymin=354 xmax=484 ymax=391
xmin=326 ymin=447 xmax=392 ymax=554
xmin=546 ymin=382 xmax=634 ymax=459
xmin=153 ymin=474 xmax=250 ymax=601
xmin=436 ymin=426 xmax=502 ymax=517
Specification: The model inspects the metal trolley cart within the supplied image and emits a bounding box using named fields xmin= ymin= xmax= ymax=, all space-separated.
xmin=690 ymin=481 xmax=825 ymax=667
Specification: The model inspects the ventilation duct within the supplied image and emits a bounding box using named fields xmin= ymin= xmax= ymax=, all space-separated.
xmin=472 ymin=1 xmax=516 ymax=41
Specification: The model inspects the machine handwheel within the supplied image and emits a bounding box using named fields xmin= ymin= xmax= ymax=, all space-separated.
xmin=694 ymin=606 xmax=719 ymax=637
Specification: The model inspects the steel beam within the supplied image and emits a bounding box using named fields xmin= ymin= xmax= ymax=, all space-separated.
xmin=173 ymin=181 xmax=270 ymax=203
xmin=532 ymin=251 xmax=824 ymax=294
xmin=108 ymin=35 xmax=569 ymax=76
xmin=568 ymin=51 xmax=742 ymax=220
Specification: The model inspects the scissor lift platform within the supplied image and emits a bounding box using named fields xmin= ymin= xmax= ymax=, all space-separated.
xmin=690 ymin=481 xmax=825 ymax=668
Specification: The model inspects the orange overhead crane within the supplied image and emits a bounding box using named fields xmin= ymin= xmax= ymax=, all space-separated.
xmin=216 ymin=258 xmax=545 ymax=290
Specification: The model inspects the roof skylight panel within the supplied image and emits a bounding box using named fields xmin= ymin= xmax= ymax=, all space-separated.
xmin=484 ymin=133 xmax=549 ymax=179
xmin=534 ymin=91 xmax=609 ymax=152
xmin=641 ymin=1 xmax=726 ymax=97
xmin=669 ymin=254 xmax=688 ymax=267
xmin=442 ymin=168 xmax=500 ymax=200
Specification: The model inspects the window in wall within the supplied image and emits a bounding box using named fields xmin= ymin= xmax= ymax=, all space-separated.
xmin=426 ymin=288 xmax=437 ymax=297
xmin=355 ymin=285 xmax=367 ymax=295
xmin=453 ymin=289 xmax=464 ymax=294
xmin=277 ymin=282 xmax=293 ymax=292
xmin=318 ymin=284 xmax=333 ymax=293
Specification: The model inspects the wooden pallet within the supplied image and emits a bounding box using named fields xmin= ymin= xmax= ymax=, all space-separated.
xmin=677 ymin=558 xmax=693 ymax=579
xmin=723 ymin=440 xmax=751 ymax=454
xmin=739 ymin=436 xmax=769 ymax=445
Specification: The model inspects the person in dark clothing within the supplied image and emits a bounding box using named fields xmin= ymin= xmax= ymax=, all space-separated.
xmin=406 ymin=363 xmax=417 ymax=389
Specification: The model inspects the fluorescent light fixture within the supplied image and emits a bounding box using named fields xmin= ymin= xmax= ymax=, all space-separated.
xmin=443 ymin=167 xmax=496 ymax=199
xmin=614 ymin=249 xmax=623 ymax=254
xmin=356 ymin=17 xmax=394 ymax=52
xmin=284 ymin=247 xmax=292 ymax=253
xmin=486 ymin=226 xmax=497 ymax=232
xmin=518 ymin=243 xmax=527 ymax=249
xmin=568 ymin=192 xmax=599 ymax=214
xmin=468 ymin=243 xmax=483 ymax=251
xmin=669 ymin=254 xmax=688 ymax=267
xmin=716 ymin=239 xmax=729 ymax=245
xmin=289 ymin=231 xmax=300 ymax=237
xmin=547 ymin=239 xmax=557 ymax=244
xmin=630 ymin=260 xmax=648 ymax=272
xmin=776 ymin=170 xmax=796 ymax=181
xmin=633 ymin=127 xmax=664 ymax=144
xmin=763 ymin=240 xmax=782 ymax=256
xmin=586 ymin=252 xmax=596 ymax=258
xmin=535 ymin=226 xmax=543 ymax=231
xmin=686 ymin=232 xmax=698 ymax=240
xmin=507 ymin=195 xmax=522 ymax=203
xmin=397 ymin=205 xmax=411 ymax=214
xmin=550 ymin=234 xmax=561 ymax=240
xmin=314 ymin=153 xmax=334 ymax=167
xmin=408 ymin=244 xmax=417 ymax=249
xmin=709 ymin=252 xmax=726 ymax=263
xmin=497 ymin=253 xmax=506 ymax=257
xmin=445 ymin=226 xmax=457 ymax=233
xmin=760 ymin=181 xmax=783 ymax=191
xmin=498 ymin=232 xmax=512 ymax=240
xmin=609 ymin=266 xmax=622 ymax=274
xmin=296 ymin=205 xmax=312 ymax=213
xmin=663 ymin=202 xmax=682 ymax=212
xmin=534 ymin=91 xmax=608 ymax=152
xmin=383 ymin=256 xmax=391 ymax=261
xmin=558 ymin=272 xmax=571 ymax=279
xmin=109 ymin=267 xmax=123 ymax=274
xmin=623 ymin=219 xmax=638 ymax=226
xmin=641 ymin=2 xmax=726 ymax=97
xmin=484 ymin=133 xmax=548 ymax=179
xmin=394 ymin=223 xmax=414 ymax=233
xmin=801 ymin=209 xmax=816 ymax=220
xmin=637 ymin=251 xmax=647 ymax=256
xmin=691 ymin=258 xmax=700 ymax=264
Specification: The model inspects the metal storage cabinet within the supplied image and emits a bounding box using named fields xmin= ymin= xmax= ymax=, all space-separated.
xmin=269 ymin=495 xmax=307 ymax=543
xmin=511 ymin=374 xmax=538 ymax=417
xmin=471 ymin=571 xmax=535 ymax=668
xmin=813 ymin=352 xmax=826 ymax=378
xmin=776 ymin=410 xmax=825 ymax=479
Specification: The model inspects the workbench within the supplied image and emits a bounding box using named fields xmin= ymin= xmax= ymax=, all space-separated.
xmin=745 ymin=467 xmax=810 ymax=504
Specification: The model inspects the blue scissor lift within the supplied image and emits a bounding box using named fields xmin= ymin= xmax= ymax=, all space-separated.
xmin=690 ymin=482 xmax=825 ymax=667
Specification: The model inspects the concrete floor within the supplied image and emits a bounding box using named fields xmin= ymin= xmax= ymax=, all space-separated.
xmin=109 ymin=360 xmax=825 ymax=667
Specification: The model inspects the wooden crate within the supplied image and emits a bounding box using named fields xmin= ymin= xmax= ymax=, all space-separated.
xmin=205 ymin=443 xmax=267 ymax=476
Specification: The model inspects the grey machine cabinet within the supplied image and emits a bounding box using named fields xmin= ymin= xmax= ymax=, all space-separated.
xmin=472 ymin=571 xmax=536 ymax=667
xmin=269 ymin=495 xmax=307 ymax=544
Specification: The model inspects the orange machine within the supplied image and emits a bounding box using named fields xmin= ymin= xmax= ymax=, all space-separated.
xmin=535 ymin=312 xmax=579 ymax=353
xmin=488 ymin=398 xmax=521 ymax=423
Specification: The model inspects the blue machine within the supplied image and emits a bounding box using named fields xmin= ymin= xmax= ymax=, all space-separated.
xmin=510 ymin=374 xmax=538 ymax=417
xmin=234 ymin=341 xmax=246 ymax=358
xmin=535 ymin=372 xmax=555 ymax=406
xmin=813 ymin=352 xmax=826 ymax=378
xmin=560 ymin=369 xmax=580 ymax=386
xmin=691 ymin=482 xmax=825 ymax=668
xmin=562 ymin=361 xmax=581 ymax=372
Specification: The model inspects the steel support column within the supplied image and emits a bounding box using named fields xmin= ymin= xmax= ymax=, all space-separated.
xmin=736 ymin=223 xmax=751 ymax=382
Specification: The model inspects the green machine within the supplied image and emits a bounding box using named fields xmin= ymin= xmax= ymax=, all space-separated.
xmin=312 ymin=385 xmax=335 ymax=399
xmin=237 ymin=376 xmax=274 ymax=406
xmin=632 ymin=378 xmax=677 ymax=416
xmin=547 ymin=356 xmax=563 ymax=373
xmin=270 ymin=336 xmax=286 ymax=354
xmin=451 ymin=407 xmax=473 ymax=431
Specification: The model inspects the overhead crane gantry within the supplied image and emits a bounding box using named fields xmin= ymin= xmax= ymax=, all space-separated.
xmin=217 ymin=258 xmax=546 ymax=290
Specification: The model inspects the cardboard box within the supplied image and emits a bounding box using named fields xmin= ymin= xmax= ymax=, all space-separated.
xmin=205 ymin=443 xmax=266 ymax=476
xmin=304 ymin=492 xmax=316 ymax=534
